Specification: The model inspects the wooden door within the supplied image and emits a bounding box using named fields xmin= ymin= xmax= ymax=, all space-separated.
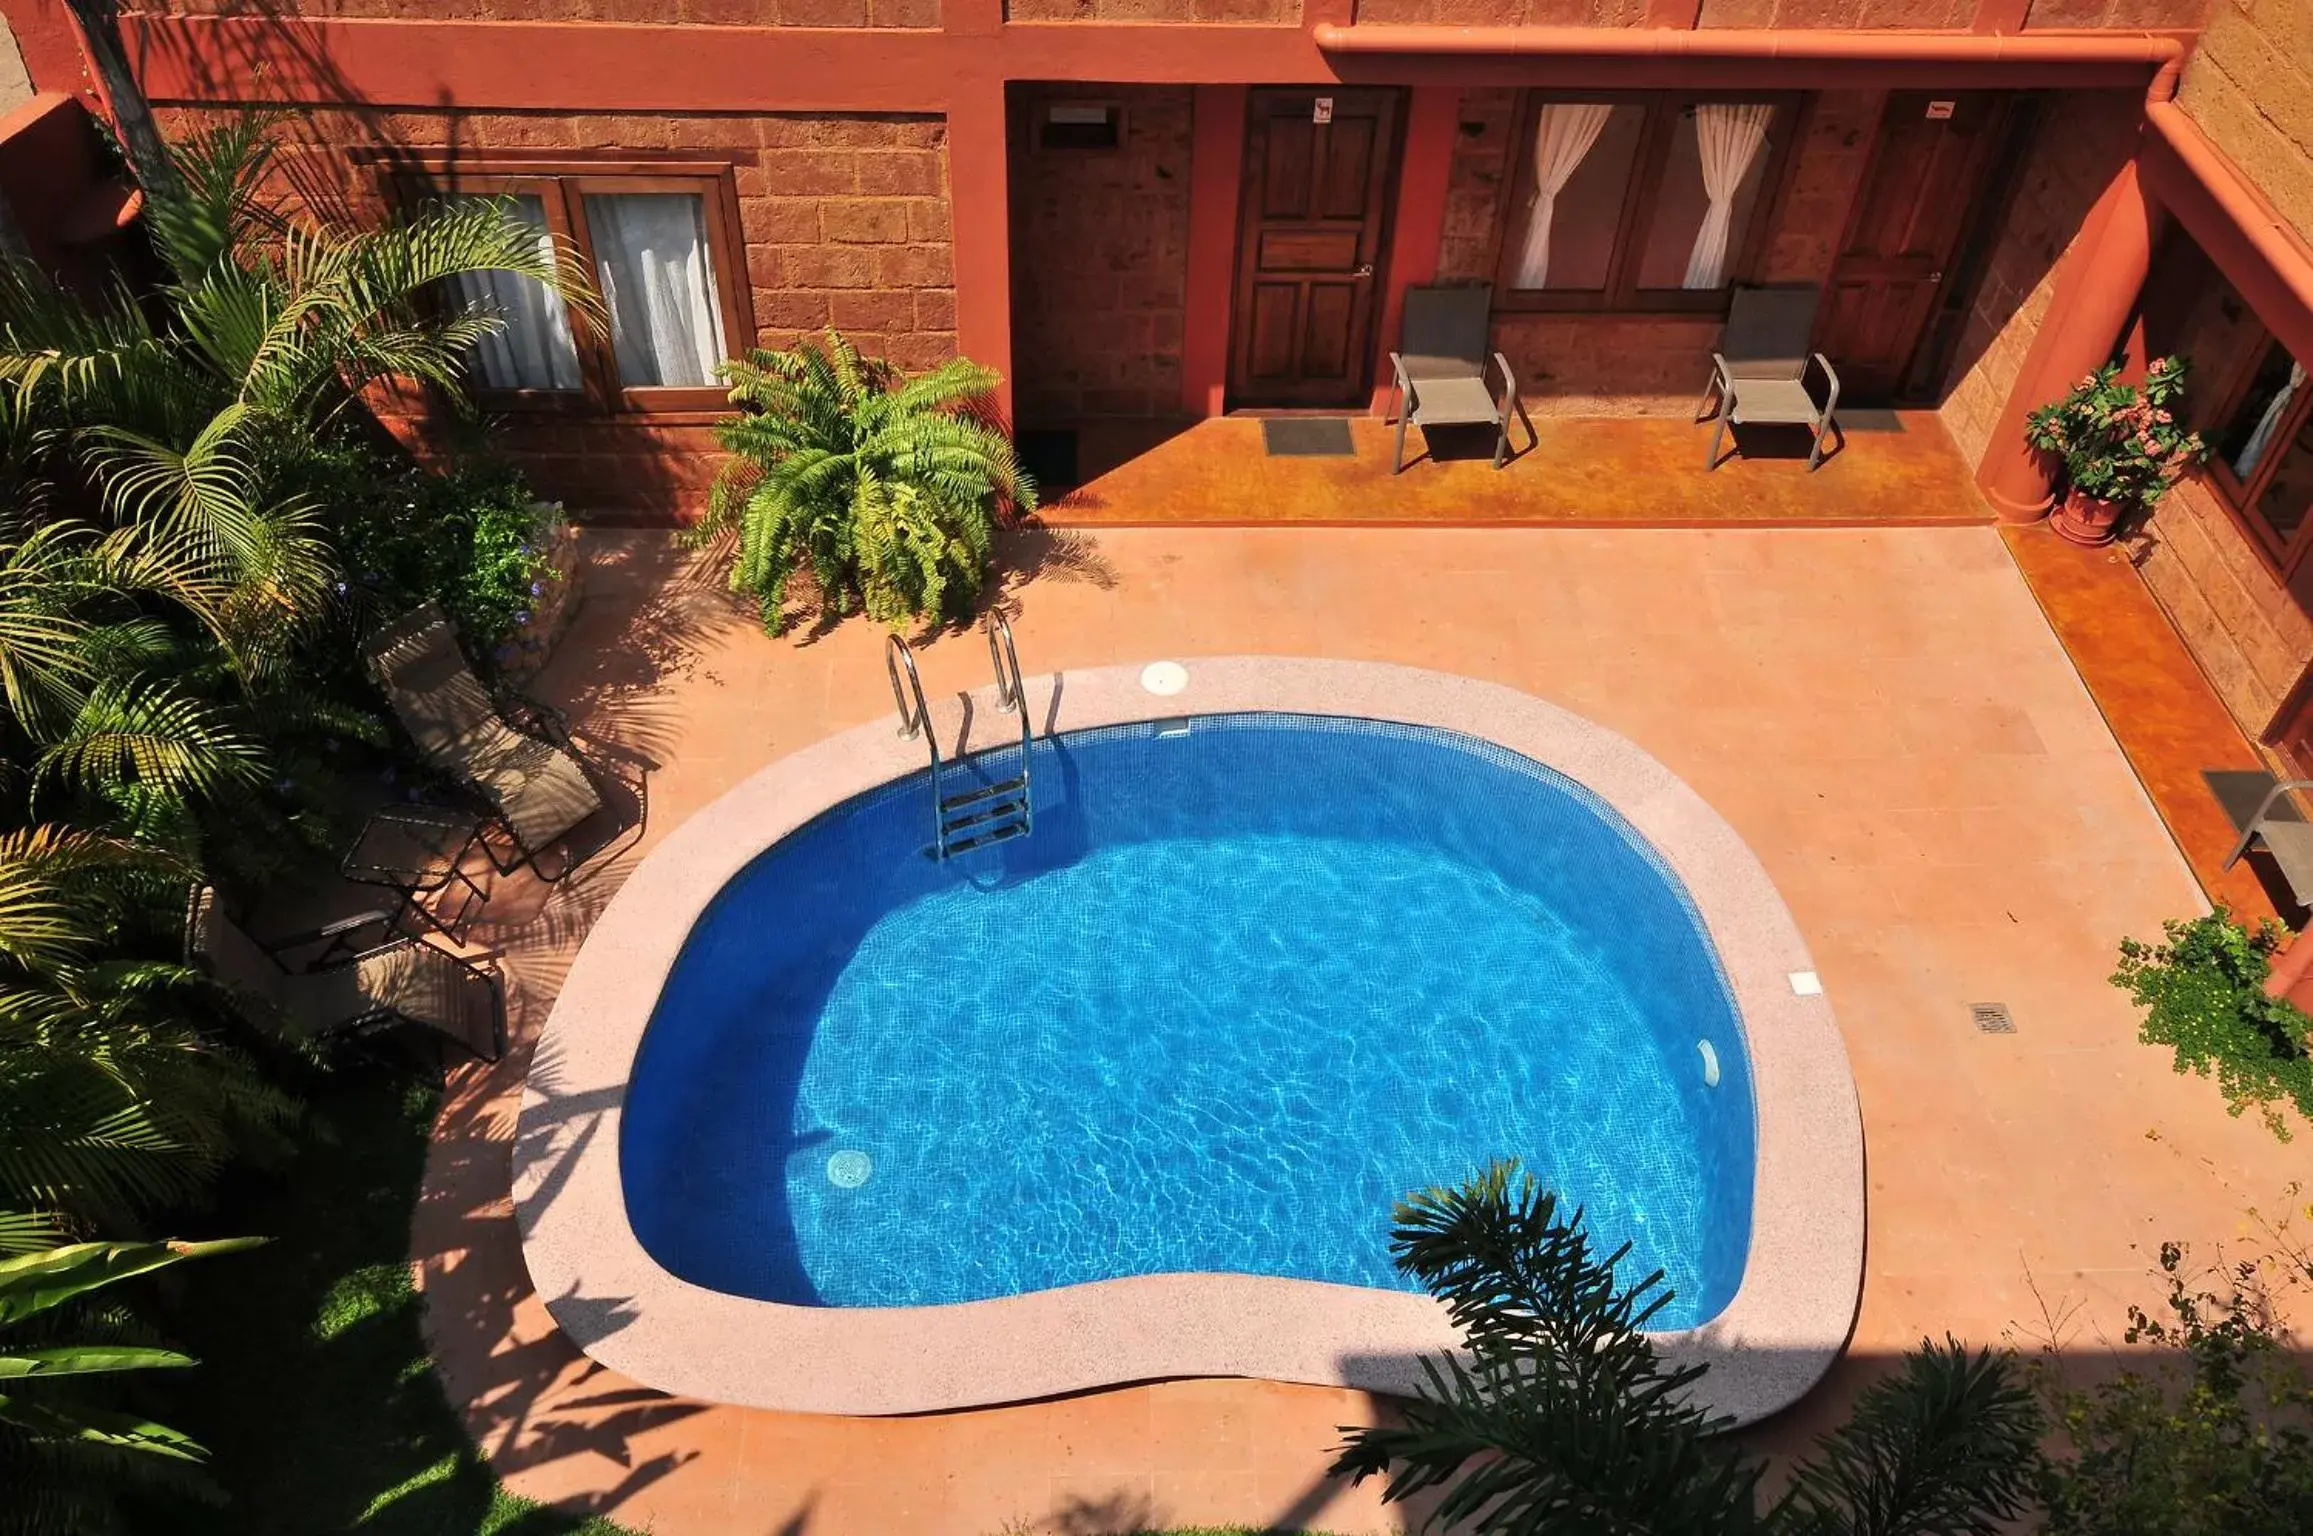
xmin=1816 ymin=92 xmax=2018 ymax=404
xmin=1228 ymin=87 xmax=1404 ymax=409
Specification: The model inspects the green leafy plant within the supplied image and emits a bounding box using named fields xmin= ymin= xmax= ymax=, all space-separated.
xmin=2112 ymin=910 xmax=2313 ymax=1140
xmin=289 ymin=435 xmax=563 ymax=660
xmin=0 ymin=1235 xmax=261 ymax=1536
xmin=2025 ymin=356 xmax=2206 ymax=511
xmin=2037 ymin=1225 xmax=2313 ymax=1535
xmin=704 ymin=329 xmax=1035 ymax=634
xmin=1329 ymin=1160 xmax=2043 ymax=1534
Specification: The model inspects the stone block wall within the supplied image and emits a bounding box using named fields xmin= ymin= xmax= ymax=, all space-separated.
xmin=2139 ymin=477 xmax=2313 ymax=734
xmin=1936 ymin=91 xmax=2142 ymax=466
xmin=1438 ymin=85 xmax=1874 ymax=415
xmin=1005 ymin=0 xmax=1296 ymax=17
xmin=1698 ymin=0 xmax=1974 ymax=24
xmin=2021 ymin=0 xmax=2214 ymax=26
xmin=2178 ymin=0 xmax=2313 ymax=251
xmin=122 ymin=0 xmax=941 ymax=24
xmin=180 ymin=104 xmax=955 ymax=521
xmin=1008 ymin=84 xmax=1193 ymax=423
xmin=1360 ymin=0 xmax=1643 ymax=21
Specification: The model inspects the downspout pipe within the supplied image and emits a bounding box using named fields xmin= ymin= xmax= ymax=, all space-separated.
xmin=1313 ymin=25 xmax=2185 ymax=95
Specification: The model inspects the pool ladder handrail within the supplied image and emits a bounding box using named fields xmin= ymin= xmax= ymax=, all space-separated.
xmin=986 ymin=612 xmax=1034 ymax=830
xmin=884 ymin=634 xmax=950 ymax=857
xmin=885 ymin=620 xmax=1036 ymax=860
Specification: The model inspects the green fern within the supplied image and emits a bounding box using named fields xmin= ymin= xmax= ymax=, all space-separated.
xmin=703 ymin=329 xmax=1034 ymax=634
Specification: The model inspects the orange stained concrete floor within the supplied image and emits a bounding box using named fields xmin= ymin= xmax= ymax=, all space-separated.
xmin=421 ymin=525 xmax=2306 ymax=1536
xmin=2000 ymin=521 xmax=2284 ymax=926
xmin=1042 ymin=412 xmax=1993 ymax=528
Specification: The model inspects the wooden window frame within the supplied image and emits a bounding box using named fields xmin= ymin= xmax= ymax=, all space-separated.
xmin=1491 ymin=91 xmax=1803 ymax=317
xmin=397 ymin=158 xmax=751 ymax=419
xmin=2200 ymin=324 xmax=2313 ymax=577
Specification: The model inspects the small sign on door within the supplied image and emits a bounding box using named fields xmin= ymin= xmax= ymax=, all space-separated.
xmin=1925 ymin=100 xmax=1956 ymax=120
xmin=1313 ymin=97 xmax=1334 ymax=125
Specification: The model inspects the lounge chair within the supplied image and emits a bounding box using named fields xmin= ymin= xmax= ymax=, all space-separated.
xmin=1698 ymin=285 xmax=1841 ymax=471
xmin=1387 ymin=285 xmax=1519 ymax=474
xmin=364 ymin=604 xmax=605 ymax=880
xmin=185 ymin=887 xmax=504 ymax=1061
xmin=2223 ymin=778 xmax=2313 ymax=907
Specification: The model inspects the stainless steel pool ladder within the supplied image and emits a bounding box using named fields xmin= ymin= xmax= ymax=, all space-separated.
xmin=883 ymin=616 xmax=1035 ymax=860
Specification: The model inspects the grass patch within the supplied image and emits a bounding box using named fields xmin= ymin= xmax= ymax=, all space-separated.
xmin=158 ymin=1067 xmax=636 ymax=1535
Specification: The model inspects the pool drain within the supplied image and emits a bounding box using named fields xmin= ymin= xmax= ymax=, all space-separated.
xmin=827 ymin=1149 xmax=873 ymax=1188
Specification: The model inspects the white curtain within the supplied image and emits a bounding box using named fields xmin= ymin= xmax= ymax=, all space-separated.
xmin=1683 ymin=103 xmax=1775 ymax=291
xmin=1514 ymin=103 xmax=1614 ymax=290
xmin=451 ymin=194 xmax=581 ymax=391
xmin=586 ymin=193 xmax=728 ymax=389
xmin=2234 ymin=361 xmax=2308 ymax=481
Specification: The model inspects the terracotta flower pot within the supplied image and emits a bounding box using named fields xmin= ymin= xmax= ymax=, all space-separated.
xmin=2051 ymin=485 xmax=2126 ymax=547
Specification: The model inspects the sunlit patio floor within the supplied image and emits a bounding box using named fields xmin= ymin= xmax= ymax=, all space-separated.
xmin=1041 ymin=412 xmax=1991 ymax=527
xmin=420 ymin=522 xmax=2304 ymax=1535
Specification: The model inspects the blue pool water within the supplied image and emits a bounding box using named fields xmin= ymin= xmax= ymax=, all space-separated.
xmin=621 ymin=715 xmax=1755 ymax=1326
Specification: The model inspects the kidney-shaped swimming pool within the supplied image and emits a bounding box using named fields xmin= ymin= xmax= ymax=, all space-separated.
xmin=621 ymin=715 xmax=1755 ymax=1326
xmin=517 ymin=657 xmax=1862 ymax=1419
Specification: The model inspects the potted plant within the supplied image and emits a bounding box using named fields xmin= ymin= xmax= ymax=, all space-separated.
xmin=2024 ymin=357 xmax=2206 ymax=546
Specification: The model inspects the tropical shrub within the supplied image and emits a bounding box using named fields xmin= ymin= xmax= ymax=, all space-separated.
xmin=705 ymin=329 xmax=1036 ymax=634
xmin=2025 ymin=356 xmax=2206 ymax=511
xmin=284 ymin=434 xmax=564 ymax=660
xmin=0 ymin=1236 xmax=261 ymax=1536
xmin=2037 ymin=1228 xmax=2313 ymax=1535
xmin=1329 ymin=1160 xmax=2044 ymax=1534
xmin=2112 ymin=910 xmax=2313 ymax=1141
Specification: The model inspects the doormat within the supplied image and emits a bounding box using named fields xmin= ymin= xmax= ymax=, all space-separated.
xmin=1261 ymin=418 xmax=1357 ymax=458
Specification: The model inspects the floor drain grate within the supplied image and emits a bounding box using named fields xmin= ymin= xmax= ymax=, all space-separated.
xmin=1971 ymin=1002 xmax=2016 ymax=1035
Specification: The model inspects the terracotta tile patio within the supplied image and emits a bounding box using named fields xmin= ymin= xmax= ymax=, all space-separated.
xmin=418 ymin=523 xmax=2304 ymax=1536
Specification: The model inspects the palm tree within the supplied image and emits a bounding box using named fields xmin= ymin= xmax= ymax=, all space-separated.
xmin=0 ymin=113 xmax=597 ymax=857
xmin=0 ymin=825 xmax=293 ymax=1243
xmin=0 ymin=1235 xmax=262 ymax=1536
xmin=707 ymin=329 xmax=1036 ymax=633
xmin=1331 ymin=1161 xmax=2044 ymax=1534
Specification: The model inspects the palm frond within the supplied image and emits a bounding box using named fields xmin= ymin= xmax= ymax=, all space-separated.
xmin=36 ymin=680 xmax=265 ymax=811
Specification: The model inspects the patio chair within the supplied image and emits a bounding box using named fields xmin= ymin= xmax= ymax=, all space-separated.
xmin=2222 ymin=778 xmax=2313 ymax=907
xmin=1387 ymin=285 xmax=1519 ymax=474
xmin=1698 ymin=285 xmax=1841 ymax=472
xmin=185 ymin=887 xmax=504 ymax=1062
xmin=364 ymin=604 xmax=607 ymax=881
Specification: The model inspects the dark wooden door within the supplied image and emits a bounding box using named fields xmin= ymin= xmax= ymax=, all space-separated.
xmin=1228 ymin=87 xmax=1404 ymax=408
xmin=1816 ymin=92 xmax=2017 ymax=404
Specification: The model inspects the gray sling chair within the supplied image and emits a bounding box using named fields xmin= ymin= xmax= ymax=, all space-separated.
xmin=185 ymin=887 xmax=505 ymax=1062
xmin=2223 ymin=779 xmax=2313 ymax=908
xmin=364 ymin=604 xmax=609 ymax=881
xmin=1387 ymin=285 xmax=1522 ymax=474
xmin=1699 ymin=284 xmax=1842 ymax=471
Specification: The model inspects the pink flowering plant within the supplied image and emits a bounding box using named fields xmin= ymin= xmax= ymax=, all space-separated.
xmin=2025 ymin=356 xmax=2206 ymax=511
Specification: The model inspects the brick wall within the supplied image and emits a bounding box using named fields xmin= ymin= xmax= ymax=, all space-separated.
xmin=122 ymin=1 xmax=940 ymax=24
xmin=2177 ymin=0 xmax=2313 ymax=251
xmin=1438 ymin=85 xmax=1874 ymax=415
xmin=1008 ymin=85 xmax=1192 ymax=423
xmin=1004 ymin=0 xmax=1297 ymax=17
xmin=1937 ymin=91 xmax=2142 ymax=465
xmin=181 ymin=104 xmax=955 ymax=521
